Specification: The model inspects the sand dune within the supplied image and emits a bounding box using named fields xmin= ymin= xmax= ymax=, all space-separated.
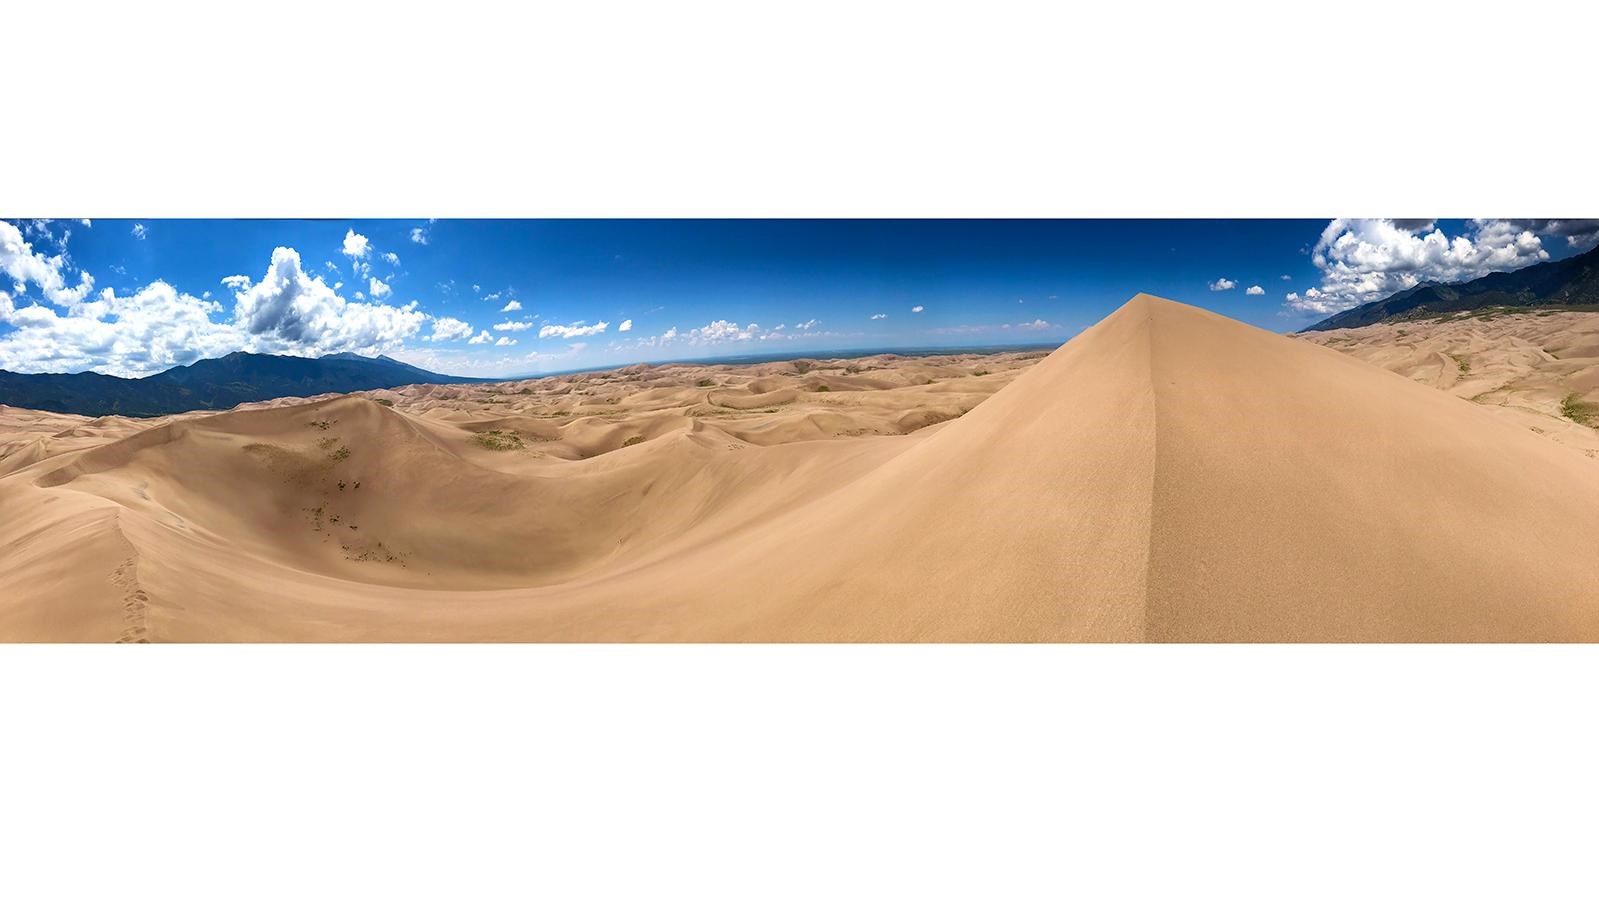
xmin=1300 ymin=310 xmax=1599 ymax=457
xmin=4 ymin=296 xmax=1599 ymax=641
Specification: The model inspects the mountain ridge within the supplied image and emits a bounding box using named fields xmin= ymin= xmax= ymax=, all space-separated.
xmin=1303 ymin=244 xmax=1599 ymax=331
xmin=0 ymin=351 xmax=488 ymax=417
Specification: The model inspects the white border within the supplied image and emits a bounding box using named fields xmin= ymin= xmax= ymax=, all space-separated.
xmin=5 ymin=3 xmax=1599 ymax=897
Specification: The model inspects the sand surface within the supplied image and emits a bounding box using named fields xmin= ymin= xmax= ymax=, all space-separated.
xmin=5 ymin=296 xmax=1599 ymax=642
xmin=1299 ymin=310 xmax=1599 ymax=457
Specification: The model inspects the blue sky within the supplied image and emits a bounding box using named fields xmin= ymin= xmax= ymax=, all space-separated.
xmin=3 ymin=218 xmax=1596 ymax=377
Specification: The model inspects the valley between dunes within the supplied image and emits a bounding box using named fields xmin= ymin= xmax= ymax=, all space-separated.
xmin=5 ymin=294 xmax=1599 ymax=642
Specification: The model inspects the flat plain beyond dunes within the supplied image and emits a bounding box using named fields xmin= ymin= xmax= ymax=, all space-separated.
xmin=4 ymin=294 xmax=1599 ymax=642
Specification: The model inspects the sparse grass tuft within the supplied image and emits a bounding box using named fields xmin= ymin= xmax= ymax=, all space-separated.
xmin=307 ymin=419 xmax=335 ymax=430
xmin=473 ymin=429 xmax=525 ymax=451
xmin=329 ymin=445 xmax=351 ymax=462
xmin=1450 ymin=354 xmax=1470 ymax=375
xmin=696 ymin=378 xmax=714 ymax=387
xmin=373 ymin=398 xmax=394 ymax=407
xmin=622 ymin=435 xmax=644 ymax=447
xmin=814 ymin=384 xmax=831 ymax=392
xmin=1561 ymin=393 xmax=1599 ymax=427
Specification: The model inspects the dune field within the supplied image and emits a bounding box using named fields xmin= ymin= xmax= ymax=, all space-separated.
xmin=4 ymin=294 xmax=1599 ymax=642
xmin=1300 ymin=309 xmax=1599 ymax=457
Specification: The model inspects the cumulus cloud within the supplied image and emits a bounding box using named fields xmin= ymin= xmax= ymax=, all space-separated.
xmin=696 ymin=320 xmax=754 ymax=341
xmin=1280 ymin=274 xmax=1292 ymax=281
xmin=618 ymin=318 xmax=632 ymax=332
xmin=493 ymin=320 xmax=534 ymax=332
xmin=1246 ymin=284 xmax=1265 ymax=296
xmin=870 ymin=313 xmax=886 ymax=320
xmin=228 ymin=247 xmax=425 ymax=356
xmin=495 ymin=336 xmax=516 ymax=346
xmin=382 ymin=251 xmax=400 ymax=265
xmin=539 ymin=320 xmax=609 ymax=339
xmin=0 ymin=237 xmax=473 ymax=376
xmin=1 ymin=282 xmax=239 ymax=377
xmin=911 ymin=305 xmax=924 ymax=313
xmin=368 ymin=277 xmax=392 ymax=300
xmin=1286 ymin=218 xmax=1598 ymax=315
xmin=501 ymin=299 xmax=522 ymax=312
xmin=1208 ymin=277 xmax=1236 ymax=291
xmin=341 ymin=229 xmax=371 ymax=260
xmin=410 ymin=224 xmax=430 ymax=245
xmin=428 ymin=317 xmax=474 ymax=342
xmin=646 ymin=320 xmax=760 ymax=346
xmin=1 ymin=219 xmax=96 ymax=307
xmin=468 ymin=330 xmax=492 ymax=345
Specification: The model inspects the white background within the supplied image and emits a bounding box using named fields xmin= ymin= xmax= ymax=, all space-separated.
xmin=5 ymin=2 xmax=1599 ymax=897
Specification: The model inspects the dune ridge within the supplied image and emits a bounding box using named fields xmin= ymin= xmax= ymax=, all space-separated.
xmin=4 ymin=295 xmax=1599 ymax=641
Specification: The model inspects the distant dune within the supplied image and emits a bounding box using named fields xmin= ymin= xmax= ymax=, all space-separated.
xmin=5 ymin=295 xmax=1599 ymax=642
xmin=1300 ymin=309 xmax=1599 ymax=457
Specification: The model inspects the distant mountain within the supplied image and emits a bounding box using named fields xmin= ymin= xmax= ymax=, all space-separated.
xmin=0 ymin=351 xmax=489 ymax=417
xmin=1303 ymin=244 xmax=1599 ymax=332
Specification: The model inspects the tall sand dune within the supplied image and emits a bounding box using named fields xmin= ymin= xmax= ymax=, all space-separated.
xmin=4 ymin=295 xmax=1598 ymax=641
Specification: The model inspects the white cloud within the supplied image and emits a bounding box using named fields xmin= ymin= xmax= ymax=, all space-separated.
xmin=130 ymin=223 xmax=147 ymax=240
xmin=229 ymin=247 xmax=426 ymax=356
xmin=501 ymin=299 xmax=522 ymax=312
xmin=1017 ymin=319 xmax=1053 ymax=330
xmin=539 ymin=320 xmax=609 ymax=339
xmin=795 ymin=318 xmax=819 ymax=330
xmin=428 ymin=317 xmax=474 ymax=342
xmin=1 ymin=282 xmax=238 ymax=377
xmin=1245 ymin=284 xmax=1265 ymax=295
xmin=618 ymin=318 xmax=632 ymax=332
xmin=697 ymin=320 xmax=752 ymax=341
xmin=911 ymin=305 xmax=924 ymax=313
xmin=341 ymin=229 xmax=370 ymax=260
xmin=495 ymin=336 xmax=516 ymax=346
xmin=1285 ymin=218 xmax=1597 ymax=315
xmin=870 ymin=313 xmax=886 ymax=320
xmin=368 ymin=277 xmax=392 ymax=300
xmin=0 ymin=242 xmax=447 ymax=376
xmin=468 ymin=330 xmax=492 ymax=345
xmin=1280 ymin=274 xmax=1293 ymax=281
xmin=1208 ymin=277 xmax=1236 ymax=291
xmin=1 ymin=219 xmax=96 ymax=307
xmin=494 ymin=320 xmax=534 ymax=332
xmin=409 ymin=223 xmax=430 ymax=245
xmin=382 ymin=251 xmax=400 ymax=266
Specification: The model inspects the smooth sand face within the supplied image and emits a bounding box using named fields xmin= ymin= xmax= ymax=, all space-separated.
xmin=4 ymin=297 xmax=1599 ymax=642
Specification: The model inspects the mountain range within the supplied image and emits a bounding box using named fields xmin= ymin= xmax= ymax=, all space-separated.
xmin=1304 ymin=244 xmax=1599 ymax=331
xmin=0 ymin=351 xmax=486 ymax=417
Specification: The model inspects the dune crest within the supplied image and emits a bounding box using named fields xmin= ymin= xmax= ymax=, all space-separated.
xmin=4 ymin=294 xmax=1599 ymax=641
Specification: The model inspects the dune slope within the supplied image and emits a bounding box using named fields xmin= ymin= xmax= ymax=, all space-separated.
xmin=4 ymin=295 xmax=1598 ymax=641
